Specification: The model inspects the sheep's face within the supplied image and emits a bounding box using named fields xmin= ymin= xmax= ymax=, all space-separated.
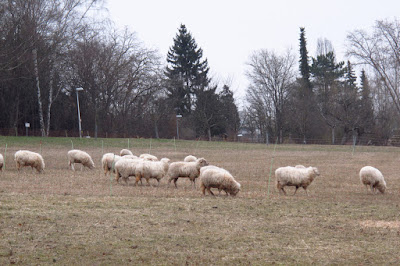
xmin=197 ymin=158 xmax=209 ymax=167
xmin=312 ymin=167 xmax=320 ymax=176
xmin=161 ymin=158 xmax=170 ymax=164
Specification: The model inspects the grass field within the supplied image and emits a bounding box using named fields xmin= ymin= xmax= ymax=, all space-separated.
xmin=0 ymin=136 xmax=399 ymax=264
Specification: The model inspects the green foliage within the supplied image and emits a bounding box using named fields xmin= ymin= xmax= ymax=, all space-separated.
xmin=165 ymin=24 xmax=210 ymax=115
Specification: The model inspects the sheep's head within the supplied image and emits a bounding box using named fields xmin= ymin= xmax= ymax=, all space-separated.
xmin=230 ymin=182 xmax=241 ymax=196
xmin=312 ymin=167 xmax=320 ymax=176
xmin=197 ymin=158 xmax=209 ymax=167
xmin=161 ymin=158 xmax=170 ymax=164
xmin=377 ymin=181 xmax=386 ymax=194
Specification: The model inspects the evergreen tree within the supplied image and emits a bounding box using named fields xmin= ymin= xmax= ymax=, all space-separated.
xmin=165 ymin=24 xmax=210 ymax=115
xmin=219 ymin=85 xmax=240 ymax=139
xmin=299 ymin=27 xmax=311 ymax=88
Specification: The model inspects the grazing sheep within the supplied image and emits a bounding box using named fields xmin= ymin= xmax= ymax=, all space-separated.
xmin=139 ymin=153 xmax=158 ymax=161
xmin=275 ymin=166 xmax=320 ymax=195
xmin=359 ymin=166 xmax=387 ymax=194
xmin=101 ymin=153 xmax=122 ymax=175
xmin=0 ymin=153 xmax=3 ymax=171
xmin=184 ymin=155 xmax=197 ymax=162
xmin=120 ymin=149 xmax=133 ymax=156
xmin=67 ymin=149 xmax=94 ymax=171
xmin=167 ymin=158 xmax=209 ymax=188
xmin=199 ymin=166 xmax=241 ymax=196
xmin=14 ymin=150 xmax=45 ymax=173
xmin=295 ymin=165 xmax=306 ymax=168
xmin=135 ymin=158 xmax=170 ymax=186
xmin=114 ymin=158 xmax=142 ymax=184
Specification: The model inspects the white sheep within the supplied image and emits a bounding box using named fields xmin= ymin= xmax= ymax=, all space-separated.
xmin=199 ymin=166 xmax=241 ymax=196
xmin=14 ymin=150 xmax=45 ymax=173
xmin=295 ymin=165 xmax=306 ymax=168
xmin=359 ymin=166 xmax=387 ymax=194
xmin=120 ymin=149 xmax=133 ymax=156
xmin=167 ymin=158 xmax=209 ymax=188
xmin=139 ymin=153 xmax=158 ymax=161
xmin=0 ymin=153 xmax=3 ymax=171
xmin=101 ymin=153 xmax=122 ymax=175
xmin=122 ymin=155 xmax=138 ymax=160
xmin=114 ymin=158 xmax=142 ymax=184
xmin=184 ymin=155 xmax=197 ymax=162
xmin=67 ymin=149 xmax=94 ymax=171
xmin=135 ymin=158 xmax=170 ymax=186
xmin=275 ymin=166 xmax=320 ymax=195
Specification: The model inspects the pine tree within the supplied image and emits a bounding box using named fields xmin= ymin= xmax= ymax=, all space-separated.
xmin=299 ymin=27 xmax=311 ymax=88
xmin=165 ymin=24 xmax=210 ymax=115
xmin=219 ymin=85 xmax=240 ymax=139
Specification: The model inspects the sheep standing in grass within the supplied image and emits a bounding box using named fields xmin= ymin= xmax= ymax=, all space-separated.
xmin=167 ymin=158 xmax=209 ymax=188
xmin=275 ymin=166 xmax=320 ymax=195
xmin=184 ymin=155 xmax=197 ymax=162
xmin=67 ymin=149 xmax=94 ymax=171
xmin=139 ymin=153 xmax=158 ymax=161
xmin=135 ymin=158 xmax=170 ymax=186
xmin=101 ymin=153 xmax=122 ymax=175
xmin=120 ymin=149 xmax=133 ymax=156
xmin=199 ymin=166 xmax=240 ymax=196
xmin=0 ymin=153 xmax=3 ymax=171
xmin=359 ymin=166 xmax=387 ymax=194
xmin=114 ymin=158 xmax=142 ymax=184
xmin=14 ymin=150 xmax=45 ymax=173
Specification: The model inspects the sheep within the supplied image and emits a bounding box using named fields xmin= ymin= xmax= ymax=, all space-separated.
xmin=120 ymin=149 xmax=133 ymax=156
xmin=0 ymin=153 xmax=3 ymax=171
xmin=184 ymin=155 xmax=197 ymax=162
xmin=135 ymin=158 xmax=170 ymax=186
xmin=295 ymin=165 xmax=306 ymax=168
xmin=67 ymin=149 xmax=94 ymax=171
xmin=275 ymin=166 xmax=320 ymax=195
xmin=114 ymin=158 xmax=142 ymax=184
xmin=139 ymin=153 xmax=158 ymax=161
xmin=359 ymin=166 xmax=387 ymax=194
xmin=14 ymin=150 xmax=45 ymax=173
xmin=167 ymin=158 xmax=209 ymax=188
xmin=101 ymin=153 xmax=122 ymax=175
xmin=122 ymin=155 xmax=138 ymax=160
xmin=199 ymin=166 xmax=241 ymax=196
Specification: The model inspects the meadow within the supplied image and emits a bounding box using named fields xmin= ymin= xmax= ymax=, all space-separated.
xmin=0 ymin=136 xmax=399 ymax=265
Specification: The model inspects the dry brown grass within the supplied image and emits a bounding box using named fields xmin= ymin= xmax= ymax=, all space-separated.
xmin=0 ymin=138 xmax=400 ymax=264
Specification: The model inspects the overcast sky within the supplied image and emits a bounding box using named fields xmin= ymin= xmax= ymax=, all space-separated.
xmin=106 ymin=0 xmax=400 ymax=104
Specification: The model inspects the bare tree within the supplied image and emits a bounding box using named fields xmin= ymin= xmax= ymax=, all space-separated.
xmin=347 ymin=19 xmax=400 ymax=115
xmin=246 ymin=49 xmax=296 ymax=143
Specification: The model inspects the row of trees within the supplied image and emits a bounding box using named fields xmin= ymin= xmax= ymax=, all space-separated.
xmin=243 ymin=20 xmax=400 ymax=145
xmin=0 ymin=1 xmax=240 ymax=140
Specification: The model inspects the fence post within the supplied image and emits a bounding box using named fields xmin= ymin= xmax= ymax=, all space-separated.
xmin=267 ymin=137 xmax=279 ymax=198
xmin=4 ymin=144 xmax=7 ymax=170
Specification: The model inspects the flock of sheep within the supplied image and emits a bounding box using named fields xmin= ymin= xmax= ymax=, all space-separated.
xmin=0 ymin=148 xmax=387 ymax=196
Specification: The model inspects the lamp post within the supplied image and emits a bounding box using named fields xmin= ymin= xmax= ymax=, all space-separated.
xmin=75 ymin=87 xmax=84 ymax=138
xmin=176 ymin=114 xmax=182 ymax=140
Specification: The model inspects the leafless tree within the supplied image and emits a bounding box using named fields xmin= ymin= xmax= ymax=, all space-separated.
xmin=347 ymin=18 xmax=400 ymax=115
xmin=246 ymin=49 xmax=296 ymax=143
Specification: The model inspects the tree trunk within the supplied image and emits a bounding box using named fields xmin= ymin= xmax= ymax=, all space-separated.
xmin=331 ymin=127 xmax=335 ymax=145
xmin=33 ymin=49 xmax=46 ymax=137
xmin=154 ymin=121 xmax=159 ymax=139
xmin=207 ymin=127 xmax=212 ymax=141
xmin=46 ymin=63 xmax=55 ymax=137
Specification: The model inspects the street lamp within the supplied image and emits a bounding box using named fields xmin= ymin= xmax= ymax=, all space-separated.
xmin=75 ymin=87 xmax=84 ymax=138
xmin=176 ymin=114 xmax=182 ymax=139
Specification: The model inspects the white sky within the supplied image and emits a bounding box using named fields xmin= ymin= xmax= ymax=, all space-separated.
xmin=106 ymin=0 xmax=400 ymax=104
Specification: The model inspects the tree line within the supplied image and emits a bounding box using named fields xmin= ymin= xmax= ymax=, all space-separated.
xmin=0 ymin=0 xmax=239 ymax=140
xmin=1 ymin=0 xmax=399 ymax=144
xmin=244 ymin=21 xmax=400 ymax=145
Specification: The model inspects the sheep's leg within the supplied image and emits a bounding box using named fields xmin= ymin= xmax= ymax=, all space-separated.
xmin=134 ymin=175 xmax=141 ymax=186
xmin=207 ymin=188 xmax=214 ymax=196
xmin=201 ymin=184 xmax=206 ymax=195
xmin=303 ymin=187 xmax=309 ymax=196
xmin=173 ymin=178 xmax=178 ymax=188
xmin=293 ymin=186 xmax=299 ymax=195
xmin=146 ymin=178 xmax=151 ymax=186
xmin=281 ymin=187 xmax=287 ymax=195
